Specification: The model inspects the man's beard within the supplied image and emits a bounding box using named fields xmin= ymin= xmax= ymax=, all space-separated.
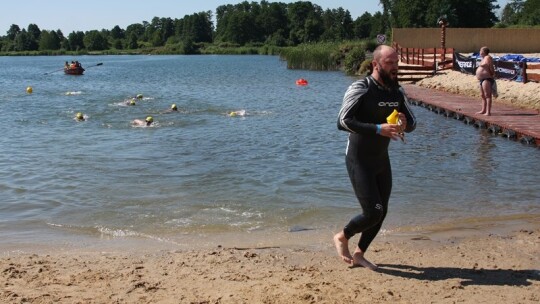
xmin=379 ymin=68 xmax=399 ymax=89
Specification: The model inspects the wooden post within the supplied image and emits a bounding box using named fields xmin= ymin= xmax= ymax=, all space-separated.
xmin=522 ymin=62 xmax=528 ymax=83
xmin=438 ymin=16 xmax=448 ymax=64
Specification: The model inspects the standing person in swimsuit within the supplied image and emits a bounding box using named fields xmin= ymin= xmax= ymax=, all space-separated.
xmin=334 ymin=45 xmax=417 ymax=270
xmin=476 ymin=46 xmax=497 ymax=116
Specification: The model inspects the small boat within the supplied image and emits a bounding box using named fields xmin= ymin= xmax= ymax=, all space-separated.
xmin=64 ymin=66 xmax=85 ymax=75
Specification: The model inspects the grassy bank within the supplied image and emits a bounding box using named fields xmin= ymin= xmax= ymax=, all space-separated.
xmin=0 ymin=40 xmax=376 ymax=75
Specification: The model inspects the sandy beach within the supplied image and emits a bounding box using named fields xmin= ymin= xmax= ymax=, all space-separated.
xmin=2 ymin=60 xmax=539 ymax=303
xmin=1 ymin=225 xmax=538 ymax=303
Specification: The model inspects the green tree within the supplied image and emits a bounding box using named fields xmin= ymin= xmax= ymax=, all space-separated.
xmin=369 ymin=12 xmax=386 ymax=38
xmin=126 ymin=23 xmax=144 ymax=41
xmin=180 ymin=12 xmax=213 ymax=43
xmin=500 ymin=0 xmax=524 ymax=25
xmin=127 ymin=32 xmax=139 ymax=49
xmin=353 ymin=12 xmax=374 ymax=39
xmin=14 ymin=29 xmax=31 ymax=51
xmin=67 ymin=31 xmax=85 ymax=51
xmin=288 ymin=1 xmax=324 ymax=44
xmin=27 ymin=24 xmax=41 ymax=41
xmin=450 ymin=0 xmax=499 ymax=27
xmin=518 ymin=0 xmax=540 ymax=25
xmin=257 ymin=1 xmax=289 ymax=42
xmin=110 ymin=25 xmax=125 ymax=39
xmin=320 ymin=8 xmax=353 ymax=41
xmin=6 ymin=24 xmax=20 ymax=40
xmin=84 ymin=30 xmax=108 ymax=51
xmin=390 ymin=0 xmax=432 ymax=27
xmin=39 ymin=30 xmax=61 ymax=50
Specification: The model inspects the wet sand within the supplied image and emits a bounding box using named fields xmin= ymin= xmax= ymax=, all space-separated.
xmin=1 ymin=217 xmax=538 ymax=303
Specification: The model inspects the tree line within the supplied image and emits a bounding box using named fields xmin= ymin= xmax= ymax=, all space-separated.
xmin=0 ymin=0 xmax=537 ymax=54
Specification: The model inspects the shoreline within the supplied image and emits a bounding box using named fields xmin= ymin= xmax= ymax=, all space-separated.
xmin=1 ymin=212 xmax=538 ymax=255
xmin=1 ymin=219 xmax=538 ymax=303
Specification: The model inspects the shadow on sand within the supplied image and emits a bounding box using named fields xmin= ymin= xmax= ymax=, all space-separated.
xmin=377 ymin=264 xmax=539 ymax=287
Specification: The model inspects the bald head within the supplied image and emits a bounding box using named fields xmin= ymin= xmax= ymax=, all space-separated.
xmin=373 ymin=45 xmax=397 ymax=62
xmin=372 ymin=45 xmax=399 ymax=89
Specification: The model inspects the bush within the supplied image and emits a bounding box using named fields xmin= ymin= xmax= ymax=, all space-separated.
xmin=358 ymin=59 xmax=373 ymax=75
xmin=343 ymin=46 xmax=366 ymax=75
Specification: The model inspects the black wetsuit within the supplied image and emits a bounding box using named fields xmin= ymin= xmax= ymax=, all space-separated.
xmin=337 ymin=75 xmax=416 ymax=252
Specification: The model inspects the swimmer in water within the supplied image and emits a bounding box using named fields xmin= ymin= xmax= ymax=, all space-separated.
xmin=132 ymin=116 xmax=154 ymax=127
xmin=75 ymin=112 xmax=85 ymax=121
xmin=228 ymin=110 xmax=246 ymax=117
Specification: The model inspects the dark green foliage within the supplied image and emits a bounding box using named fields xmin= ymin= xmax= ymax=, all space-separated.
xmin=359 ymin=59 xmax=374 ymax=75
xmin=500 ymin=0 xmax=540 ymax=26
xmin=385 ymin=0 xmax=499 ymax=28
xmin=1 ymin=0 xmax=535 ymax=55
xmin=84 ymin=30 xmax=109 ymax=51
xmin=343 ymin=45 xmax=366 ymax=75
xmin=67 ymin=31 xmax=85 ymax=51
xmin=39 ymin=30 xmax=61 ymax=50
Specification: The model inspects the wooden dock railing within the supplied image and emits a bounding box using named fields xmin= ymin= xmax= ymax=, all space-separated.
xmin=392 ymin=43 xmax=454 ymax=82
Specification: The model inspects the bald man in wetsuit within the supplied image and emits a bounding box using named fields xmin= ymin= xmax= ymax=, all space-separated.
xmin=334 ymin=45 xmax=417 ymax=270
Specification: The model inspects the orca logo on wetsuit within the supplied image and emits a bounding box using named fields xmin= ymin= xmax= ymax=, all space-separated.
xmin=378 ymin=101 xmax=399 ymax=107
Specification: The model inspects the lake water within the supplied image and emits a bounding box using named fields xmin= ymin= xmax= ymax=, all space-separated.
xmin=0 ymin=55 xmax=538 ymax=251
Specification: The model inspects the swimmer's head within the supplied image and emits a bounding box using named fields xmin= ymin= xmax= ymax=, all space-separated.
xmin=136 ymin=94 xmax=143 ymax=99
xmin=129 ymin=99 xmax=136 ymax=106
xmin=145 ymin=116 xmax=153 ymax=125
xmin=76 ymin=112 xmax=84 ymax=121
xmin=171 ymin=104 xmax=178 ymax=111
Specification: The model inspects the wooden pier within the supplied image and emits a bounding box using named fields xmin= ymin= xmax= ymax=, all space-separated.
xmin=402 ymin=84 xmax=540 ymax=147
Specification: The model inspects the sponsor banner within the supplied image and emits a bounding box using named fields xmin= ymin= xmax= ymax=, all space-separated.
xmin=453 ymin=52 xmax=476 ymax=74
xmin=495 ymin=61 xmax=524 ymax=82
xmin=454 ymin=53 xmax=525 ymax=82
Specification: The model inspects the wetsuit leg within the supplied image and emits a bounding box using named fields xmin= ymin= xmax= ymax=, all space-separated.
xmin=343 ymin=155 xmax=392 ymax=252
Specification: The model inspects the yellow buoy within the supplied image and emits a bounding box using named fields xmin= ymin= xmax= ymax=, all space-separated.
xmin=26 ymin=86 xmax=33 ymax=94
xmin=386 ymin=109 xmax=399 ymax=124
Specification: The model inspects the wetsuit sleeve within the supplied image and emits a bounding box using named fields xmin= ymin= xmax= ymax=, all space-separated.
xmin=398 ymin=87 xmax=417 ymax=133
xmin=337 ymin=78 xmax=376 ymax=134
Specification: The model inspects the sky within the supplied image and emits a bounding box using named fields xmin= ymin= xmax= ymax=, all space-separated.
xmin=1 ymin=0 xmax=511 ymax=34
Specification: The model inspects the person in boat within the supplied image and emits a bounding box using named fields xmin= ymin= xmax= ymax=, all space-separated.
xmin=132 ymin=116 xmax=154 ymax=127
xmin=65 ymin=61 xmax=69 ymax=68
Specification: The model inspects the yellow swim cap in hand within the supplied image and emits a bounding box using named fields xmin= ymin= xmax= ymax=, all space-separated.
xmin=386 ymin=109 xmax=399 ymax=124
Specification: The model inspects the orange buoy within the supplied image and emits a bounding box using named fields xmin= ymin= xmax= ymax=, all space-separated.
xmin=296 ymin=78 xmax=308 ymax=86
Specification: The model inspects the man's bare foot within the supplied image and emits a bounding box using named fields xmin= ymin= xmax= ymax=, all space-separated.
xmin=483 ymin=112 xmax=491 ymax=116
xmin=352 ymin=249 xmax=378 ymax=271
xmin=333 ymin=232 xmax=352 ymax=264
xmin=476 ymin=110 xmax=486 ymax=114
